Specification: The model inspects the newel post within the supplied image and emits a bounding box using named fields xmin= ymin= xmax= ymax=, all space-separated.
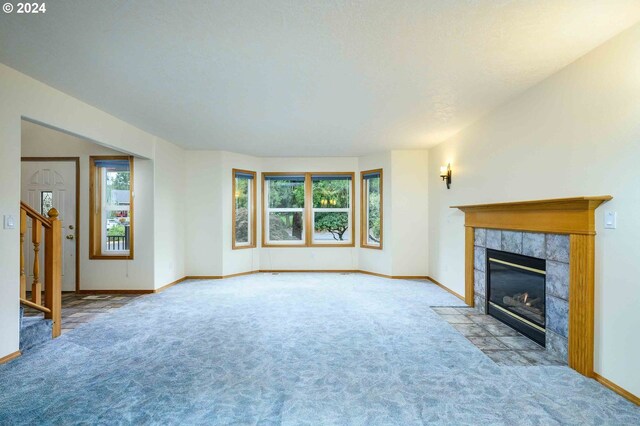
xmin=45 ymin=208 xmax=62 ymax=338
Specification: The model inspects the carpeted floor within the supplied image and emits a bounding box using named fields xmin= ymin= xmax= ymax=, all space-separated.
xmin=1 ymin=273 xmax=638 ymax=425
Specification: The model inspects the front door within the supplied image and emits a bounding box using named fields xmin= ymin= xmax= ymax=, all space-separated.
xmin=21 ymin=161 xmax=77 ymax=292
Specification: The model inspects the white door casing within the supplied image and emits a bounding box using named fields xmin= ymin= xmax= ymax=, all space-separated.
xmin=21 ymin=161 xmax=77 ymax=292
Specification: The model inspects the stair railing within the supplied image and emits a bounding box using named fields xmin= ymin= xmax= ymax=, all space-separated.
xmin=19 ymin=202 xmax=62 ymax=338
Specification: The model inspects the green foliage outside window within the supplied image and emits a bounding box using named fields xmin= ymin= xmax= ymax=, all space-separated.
xmin=107 ymin=171 xmax=130 ymax=191
xmin=315 ymin=212 xmax=349 ymax=241
xmin=313 ymin=178 xmax=350 ymax=241
xmin=367 ymin=177 xmax=381 ymax=243
xmin=235 ymin=177 xmax=250 ymax=243
xmin=268 ymin=179 xmax=305 ymax=208
xmin=107 ymin=224 xmax=125 ymax=237
xmin=268 ymin=179 xmax=305 ymax=241
xmin=270 ymin=212 xmax=304 ymax=240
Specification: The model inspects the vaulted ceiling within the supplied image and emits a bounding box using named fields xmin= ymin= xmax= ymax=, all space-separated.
xmin=1 ymin=1 xmax=639 ymax=156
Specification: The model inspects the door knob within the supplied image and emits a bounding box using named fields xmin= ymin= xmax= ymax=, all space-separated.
xmin=66 ymin=234 xmax=74 ymax=240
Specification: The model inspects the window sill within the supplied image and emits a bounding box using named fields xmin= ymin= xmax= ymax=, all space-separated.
xmin=361 ymin=244 xmax=383 ymax=250
xmin=89 ymin=254 xmax=134 ymax=260
xmin=232 ymin=244 xmax=256 ymax=250
xmin=310 ymin=243 xmax=355 ymax=248
xmin=262 ymin=243 xmax=307 ymax=248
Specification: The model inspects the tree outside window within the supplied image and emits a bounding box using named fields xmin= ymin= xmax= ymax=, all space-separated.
xmin=312 ymin=176 xmax=352 ymax=243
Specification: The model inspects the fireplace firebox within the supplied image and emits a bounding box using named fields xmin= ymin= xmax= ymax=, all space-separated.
xmin=486 ymin=249 xmax=546 ymax=346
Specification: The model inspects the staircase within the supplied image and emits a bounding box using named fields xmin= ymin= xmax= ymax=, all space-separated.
xmin=18 ymin=202 xmax=62 ymax=351
xmin=19 ymin=307 xmax=53 ymax=351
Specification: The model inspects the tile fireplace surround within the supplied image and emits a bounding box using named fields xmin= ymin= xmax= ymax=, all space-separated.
xmin=453 ymin=196 xmax=612 ymax=377
xmin=473 ymin=228 xmax=569 ymax=361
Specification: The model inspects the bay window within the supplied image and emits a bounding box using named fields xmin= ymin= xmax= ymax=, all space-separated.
xmin=262 ymin=172 xmax=355 ymax=247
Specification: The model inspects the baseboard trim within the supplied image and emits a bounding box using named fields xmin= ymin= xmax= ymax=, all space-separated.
xmin=76 ymin=289 xmax=155 ymax=295
xmin=185 ymin=270 xmax=430 ymax=280
xmin=391 ymin=275 xmax=430 ymax=280
xmin=0 ymin=350 xmax=21 ymax=365
xmin=358 ymin=270 xmax=429 ymax=280
xmin=184 ymin=276 xmax=223 ymax=280
xmin=593 ymin=373 xmax=640 ymax=406
xmin=426 ymin=276 xmax=466 ymax=302
xmin=155 ymin=277 xmax=189 ymax=293
xmin=78 ymin=271 xmax=438 ymax=294
xmin=225 ymin=270 xmax=261 ymax=278
xmin=260 ymin=269 xmax=359 ymax=274
xmin=184 ymin=271 xmax=260 ymax=280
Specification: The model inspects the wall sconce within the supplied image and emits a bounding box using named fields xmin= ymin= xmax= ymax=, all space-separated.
xmin=440 ymin=163 xmax=452 ymax=189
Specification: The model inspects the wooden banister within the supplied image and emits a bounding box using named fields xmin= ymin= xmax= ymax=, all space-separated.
xmin=19 ymin=298 xmax=52 ymax=314
xmin=20 ymin=201 xmax=52 ymax=228
xmin=19 ymin=204 xmax=62 ymax=339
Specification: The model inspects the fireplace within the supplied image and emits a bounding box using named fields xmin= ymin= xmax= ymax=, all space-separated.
xmin=486 ymin=249 xmax=546 ymax=346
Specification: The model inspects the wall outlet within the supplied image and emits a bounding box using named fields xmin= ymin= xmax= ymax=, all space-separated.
xmin=604 ymin=211 xmax=617 ymax=229
xmin=3 ymin=215 xmax=16 ymax=230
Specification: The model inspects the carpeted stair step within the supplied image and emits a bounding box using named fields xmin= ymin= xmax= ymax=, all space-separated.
xmin=19 ymin=312 xmax=53 ymax=352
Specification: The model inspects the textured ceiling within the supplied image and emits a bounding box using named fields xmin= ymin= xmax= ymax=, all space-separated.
xmin=1 ymin=1 xmax=639 ymax=156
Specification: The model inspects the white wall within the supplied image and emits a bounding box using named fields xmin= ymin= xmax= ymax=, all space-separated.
xmin=428 ymin=23 xmax=640 ymax=396
xmin=153 ymin=139 xmax=186 ymax=288
xmin=0 ymin=63 xmax=185 ymax=360
xmin=21 ymin=121 xmax=155 ymax=291
xmin=184 ymin=151 xmax=224 ymax=276
xmin=390 ymin=151 xmax=429 ymax=277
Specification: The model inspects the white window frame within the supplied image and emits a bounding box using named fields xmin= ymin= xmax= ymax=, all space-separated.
xmin=101 ymin=167 xmax=131 ymax=256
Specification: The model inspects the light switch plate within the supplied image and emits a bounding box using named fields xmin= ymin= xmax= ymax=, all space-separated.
xmin=604 ymin=211 xmax=617 ymax=229
xmin=4 ymin=215 xmax=16 ymax=229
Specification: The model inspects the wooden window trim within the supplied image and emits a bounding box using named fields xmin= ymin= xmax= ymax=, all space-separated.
xmin=89 ymin=156 xmax=134 ymax=260
xmin=261 ymin=172 xmax=355 ymax=248
xmin=360 ymin=168 xmax=383 ymax=250
xmin=232 ymin=169 xmax=257 ymax=250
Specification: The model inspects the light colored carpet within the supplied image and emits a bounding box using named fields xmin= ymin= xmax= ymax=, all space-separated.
xmin=0 ymin=273 xmax=638 ymax=425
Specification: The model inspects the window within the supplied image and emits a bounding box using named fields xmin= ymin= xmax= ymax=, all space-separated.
xmin=361 ymin=169 xmax=383 ymax=249
xmin=40 ymin=191 xmax=53 ymax=216
xmin=262 ymin=172 xmax=355 ymax=247
xmin=232 ymin=169 xmax=256 ymax=249
xmin=311 ymin=174 xmax=354 ymax=245
xmin=263 ymin=174 xmax=306 ymax=246
xmin=89 ymin=156 xmax=134 ymax=259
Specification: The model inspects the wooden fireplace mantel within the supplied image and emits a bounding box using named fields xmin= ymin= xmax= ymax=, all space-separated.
xmin=452 ymin=196 xmax=612 ymax=235
xmin=452 ymin=196 xmax=612 ymax=377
